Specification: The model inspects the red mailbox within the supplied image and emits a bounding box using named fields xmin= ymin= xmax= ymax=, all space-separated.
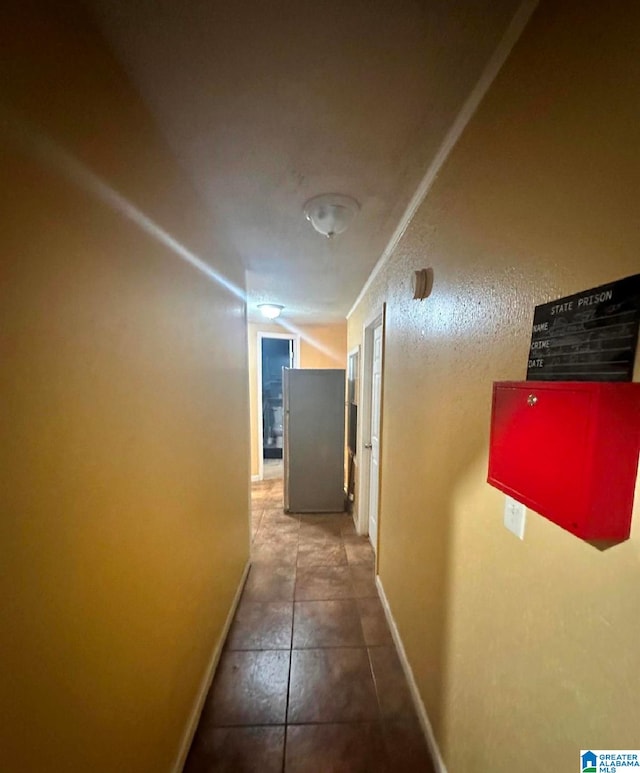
xmin=488 ymin=381 xmax=640 ymax=540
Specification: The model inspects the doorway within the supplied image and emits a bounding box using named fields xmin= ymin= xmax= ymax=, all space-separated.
xmin=257 ymin=332 xmax=300 ymax=481
xmin=358 ymin=308 xmax=385 ymax=553
xmin=346 ymin=346 xmax=360 ymax=511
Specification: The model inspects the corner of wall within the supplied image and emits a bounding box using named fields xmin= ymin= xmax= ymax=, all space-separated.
xmin=375 ymin=575 xmax=448 ymax=773
xmin=172 ymin=560 xmax=251 ymax=773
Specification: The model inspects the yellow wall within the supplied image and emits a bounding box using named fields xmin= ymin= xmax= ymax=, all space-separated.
xmin=0 ymin=5 xmax=249 ymax=772
xmin=248 ymin=322 xmax=346 ymax=477
xmin=348 ymin=2 xmax=640 ymax=771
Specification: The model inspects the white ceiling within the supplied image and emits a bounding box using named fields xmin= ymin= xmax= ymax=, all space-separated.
xmin=86 ymin=0 xmax=523 ymax=323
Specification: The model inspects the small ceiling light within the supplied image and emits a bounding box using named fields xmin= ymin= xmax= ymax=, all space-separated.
xmin=258 ymin=303 xmax=284 ymax=319
xmin=303 ymin=193 xmax=360 ymax=238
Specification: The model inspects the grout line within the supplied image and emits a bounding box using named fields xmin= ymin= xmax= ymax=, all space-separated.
xmin=281 ymin=724 xmax=287 ymax=773
xmin=366 ymin=644 xmax=390 ymax=763
xmin=210 ymin=719 xmax=384 ymax=729
xmin=282 ymin=654 xmax=292 ymax=773
xmin=227 ymin=642 xmax=393 ymax=652
xmin=282 ymin=497 xmax=297 ymax=773
xmin=287 ymin=720 xmax=380 ymax=726
xmin=249 ymin=480 xmax=389 ymax=769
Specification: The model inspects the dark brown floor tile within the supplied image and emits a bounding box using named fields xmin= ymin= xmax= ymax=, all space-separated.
xmin=285 ymin=723 xmax=389 ymax=773
xmin=293 ymin=599 xmax=364 ymax=648
xmin=297 ymin=541 xmax=347 ymax=566
xmin=288 ymin=648 xmax=378 ymax=723
xmin=226 ymin=599 xmax=293 ymax=650
xmin=252 ymin=537 xmax=298 ymax=565
xmin=305 ymin=512 xmax=349 ymax=522
xmin=252 ymin=536 xmax=298 ymax=559
xmin=343 ymin=537 xmax=376 ymax=566
xmin=340 ymin=517 xmax=357 ymax=536
xmin=259 ymin=514 xmax=300 ymax=535
xmin=252 ymin=499 xmax=280 ymax=511
xmin=257 ymin=526 xmax=298 ymax=542
xmin=368 ymin=646 xmax=415 ymax=720
xmin=185 ymin=726 xmax=285 ymax=773
xmin=253 ymin=530 xmax=299 ymax=549
xmin=382 ymin=718 xmax=436 ymax=773
xmin=243 ymin=563 xmax=296 ymax=602
xmin=357 ymin=597 xmax=393 ymax=646
xmin=349 ymin=564 xmax=379 ymax=598
xmin=251 ymin=511 xmax=264 ymax=540
xmin=263 ymin=506 xmax=298 ymax=520
xmin=298 ymin=530 xmax=344 ymax=548
xmin=202 ymin=650 xmax=290 ymax=726
xmin=299 ymin=518 xmax=344 ymax=539
xmin=294 ymin=565 xmax=355 ymax=601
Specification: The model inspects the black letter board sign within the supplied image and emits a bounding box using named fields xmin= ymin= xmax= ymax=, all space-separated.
xmin=527 ymin=273 xmax=640 ymax=382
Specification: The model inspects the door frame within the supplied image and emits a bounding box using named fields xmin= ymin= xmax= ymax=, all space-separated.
xmin=257 ymin=331 xmax=300 ymax=481
xmin=346 ymin=345 xmax=360 ymax=508
xmin=356 ymin=305 xmax=385 ymax=547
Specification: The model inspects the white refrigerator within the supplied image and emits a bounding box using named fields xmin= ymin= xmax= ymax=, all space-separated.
xmin=283 ymin=368 xmax=346 ymax=513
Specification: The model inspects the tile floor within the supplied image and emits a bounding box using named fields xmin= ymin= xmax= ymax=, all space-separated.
xmin=185 ymin=474 xmax=435 ymax=772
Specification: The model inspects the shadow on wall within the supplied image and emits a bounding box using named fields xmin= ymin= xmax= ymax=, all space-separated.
xmin=0 ymin=3 xmax=249 ymax=772
xmin=377 ymin=324 xmax=498 ymax=744
xmin=374 ymin=254 xmax=540 ymax=747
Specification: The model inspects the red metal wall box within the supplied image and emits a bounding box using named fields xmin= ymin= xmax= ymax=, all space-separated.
xmin=488 ymin=381 xmax=640 ymax=540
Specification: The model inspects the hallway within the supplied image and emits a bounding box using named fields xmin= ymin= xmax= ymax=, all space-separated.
xmin=185 ymin=475 xmax=436 ymax=772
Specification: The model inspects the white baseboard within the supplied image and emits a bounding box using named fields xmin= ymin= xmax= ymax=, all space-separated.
xmin=172 ymin=560 xmax=251 ymax=773
xmin=251 ymin=474 xmax=261 ymax=482
xmin=375 ymin=575 xmax=448 ymax=773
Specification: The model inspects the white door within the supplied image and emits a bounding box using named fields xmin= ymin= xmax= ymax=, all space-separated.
xmin=368 ymin=321 xmax=383 ymax=551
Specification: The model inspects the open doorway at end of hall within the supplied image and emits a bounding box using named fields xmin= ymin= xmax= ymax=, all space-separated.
xmin=257 ymin=332 xmax=299 ymax=481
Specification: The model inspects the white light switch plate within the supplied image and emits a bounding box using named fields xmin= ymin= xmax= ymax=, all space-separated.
xmin=504 ymin=496 xmax=526 ymax=539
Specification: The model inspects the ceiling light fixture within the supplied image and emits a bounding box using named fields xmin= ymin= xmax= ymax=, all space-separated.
xmin=258 ymin=303 xmax=284 ymax=319
xmin=303 ymin=194 xmax=360 ymax=238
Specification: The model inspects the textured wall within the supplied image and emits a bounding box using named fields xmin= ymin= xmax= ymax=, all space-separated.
xmin=0 ymin=4 xmax=249 ymax=771
xmin=348 ymin=3 xmax=640 ymax=771
xmin=248 ymin=322 xmax=346 ymax=476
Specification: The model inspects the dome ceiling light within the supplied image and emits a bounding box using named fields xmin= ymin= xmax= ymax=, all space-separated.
xmin=303 ymin=194 xmax=360 ymax=238
xmin=257 ymin=303 xmax=284 ymax=319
